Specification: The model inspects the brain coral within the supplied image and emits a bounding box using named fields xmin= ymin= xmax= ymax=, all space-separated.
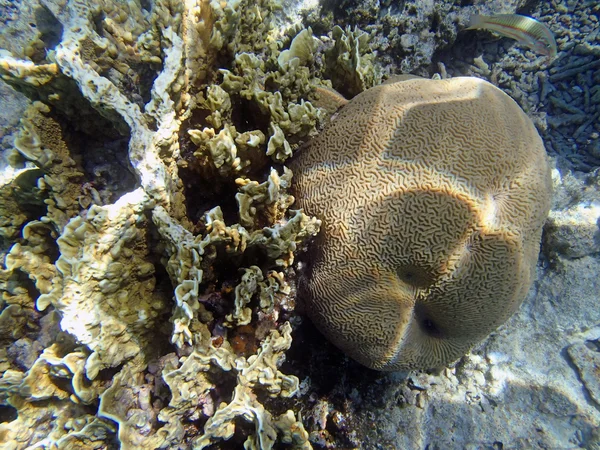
xmin=291 ymin=76 xmax=552 ymax=371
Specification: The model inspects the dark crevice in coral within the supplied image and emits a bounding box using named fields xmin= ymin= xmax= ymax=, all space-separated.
xmin=230 ymin=96 xmax=270 ymax=135
xmin=143 ymin=323 xmax=176 ymax=374
xmin=81 ymin=15 xmax=159 ymax=111
xmin=439 ymin=23 xmax=490 ymax=56
xmin=200 ymin=248 xmax=247 ymax=292
xmin=90 ymin=11 xmax=106 ymax=37
xmin=178 ymin=119 xmax=241 ymax=227
xmin=406 ymin=3 xmax=418 ymax=16
xmin=256 ymin=390 xmax=288 ymax=418
xmin=145 ymin=216 xmax=188 ymax=345
xmin=59 ymin=116 xmax=136 ymax=206
xmin=227 ymin=417 xmax=257 ymax=448
xmin=178 ymin=162 xmax=240 ymax=227
xmin=239 ymin=246 xmax=278 ymax=272
xmin=429 ymin=12 xmax=441 ymax=33
xmin=229 ymin=324 xmax=260 ymax=357
xmin=54 ymin=375 xmax=82 ymax=399
xmin=134 ymin=64 xmax=158 ymax=106
xmin=10 ymin=167 xmax=48 ymax=221
xmin=42 ymin=84 xmax=126 ymax=140
xmin=96 ymin=365 xmax=123 ymax=387
xmin=33 ymin=4 xmax=63 ymax=52
xmin=25 ymin=4 xmax=63 ymax=64
xmin=283 ymin=317 xmax=385 ymax=447
xmin=12 ymin=268 xmax=42 ymax=304
xmin=139 ymin=0 xmax=153 ymax=14
xmin=0 ymin=405 xmax=18 ymax=423
xmin=285 ymin=313 xmax=388 ymax=390
xmin=200 ymin=284 xmax=234 ymax=321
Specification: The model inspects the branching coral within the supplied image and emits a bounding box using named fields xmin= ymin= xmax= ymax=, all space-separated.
xmin=324 ymin=25 xmax=381 ymax=98
xmin=0 ymin=0 xmax=323 ymax=447
xmin=188 ymin=27 xmax=326 ymax=177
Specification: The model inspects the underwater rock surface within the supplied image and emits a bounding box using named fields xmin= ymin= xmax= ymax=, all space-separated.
xmin=0 ymin=0 xmax=599 ymax=449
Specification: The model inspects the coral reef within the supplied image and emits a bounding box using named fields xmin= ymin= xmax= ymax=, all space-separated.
xmin=441 ymin=0 xmax=600 ymax=171
xmin=0 ymin=0 xmax=598 ymax=448
xmin=0 ymin=0 xmax=322 ymax=447
xmin=307 ymin=0 xmax=600 ymax=170
xmin=308 ymin=0 xmax=529 ymax=76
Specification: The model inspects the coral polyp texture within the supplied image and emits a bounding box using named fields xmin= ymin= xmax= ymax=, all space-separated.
xmin=291 ymin=76 xmax=553 ymax=371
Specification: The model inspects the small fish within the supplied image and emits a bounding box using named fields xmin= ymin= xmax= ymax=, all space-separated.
xmin=467 ymin=13 xmax=557 ymax=58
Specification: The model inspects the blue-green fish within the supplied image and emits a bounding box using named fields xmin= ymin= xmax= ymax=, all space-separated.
xmin=467 ymin=14 xmax=558 ymax=58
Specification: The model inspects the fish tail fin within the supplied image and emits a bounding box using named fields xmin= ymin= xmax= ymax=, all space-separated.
xmin=466 ymin=14 xmax=484 ymax=30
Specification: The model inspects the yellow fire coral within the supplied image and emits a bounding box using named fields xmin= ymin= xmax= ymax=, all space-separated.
xmin=0 ymin=0 xmax=322 ymax=447
xmin=291 ymin=76 xmax=552 ymax=371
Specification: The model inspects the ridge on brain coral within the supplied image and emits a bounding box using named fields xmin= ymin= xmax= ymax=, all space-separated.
xmin=290 ymin=76 xmax=553 ymax=371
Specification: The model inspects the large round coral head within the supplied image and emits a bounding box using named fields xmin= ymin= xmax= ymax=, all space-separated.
xmin=291 ymin=76 xmax=552 ymax=371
